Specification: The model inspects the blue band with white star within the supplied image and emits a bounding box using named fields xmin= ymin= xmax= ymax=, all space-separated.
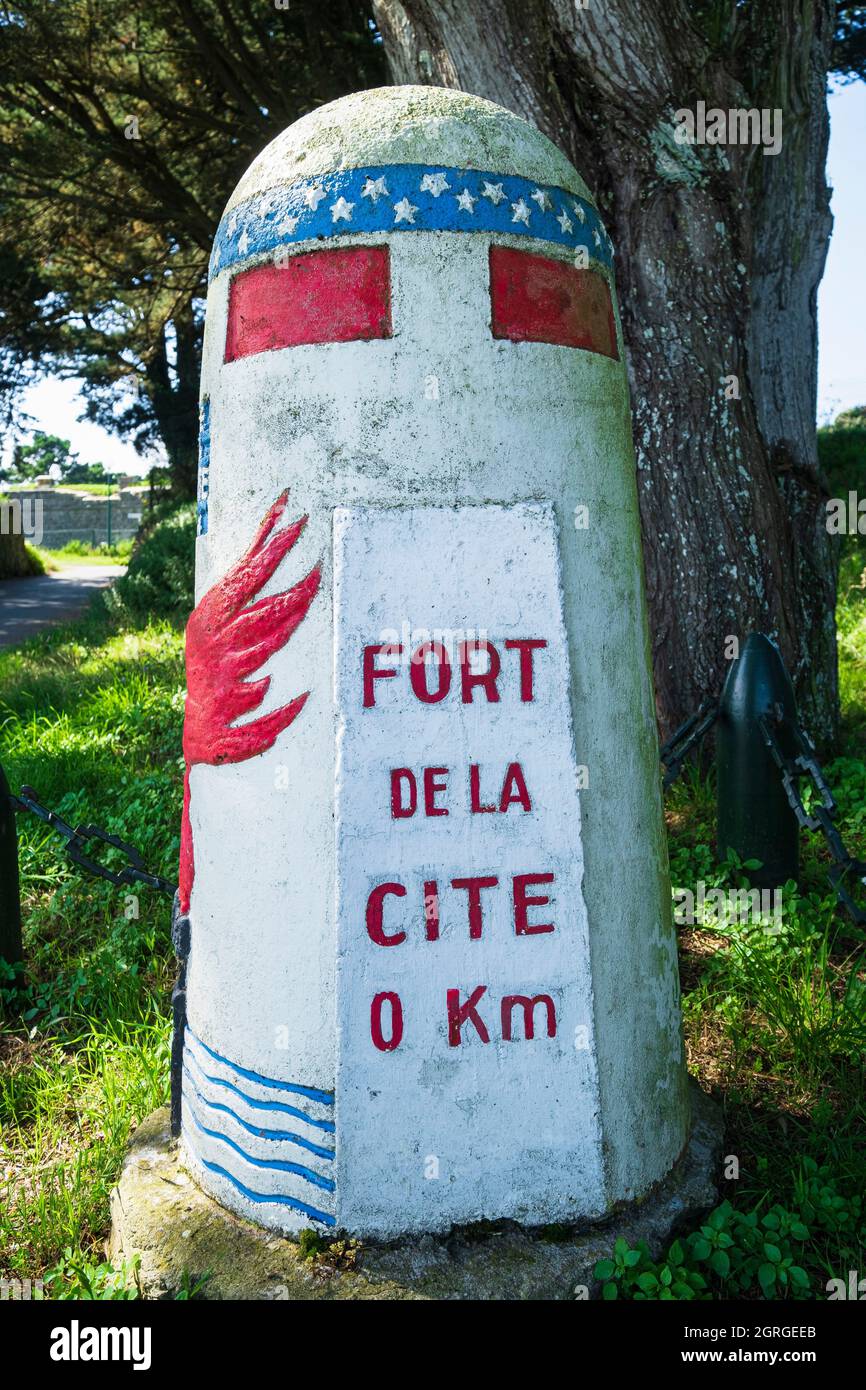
xmin=209 ymin=164 xmax=613 ymax=281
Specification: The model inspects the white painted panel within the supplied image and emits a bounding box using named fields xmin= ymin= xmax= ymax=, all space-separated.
xmin=334 ymin=503 xmax=604 ymax=1236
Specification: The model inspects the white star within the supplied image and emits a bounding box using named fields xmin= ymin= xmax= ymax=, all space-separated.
xmin=303 ymin=184 xmax=326 ymax=210
xmin=511 ymin=198 xmax=531 ymax=225
xmin=481 ymin=181 xmax=506 ymax=205
xmin=227 ymin=209 xmax=239 ymax=235
xmin=593 ymin=229 xmax=602 ymax=248
xmin=330 ymin=197 xmax=354 ymax=223
xmin=361 ymin=175 xmax=389 ymax=202
xmin=456 ymin=188 xmax=477 ymax=213
xmin=573 ymin=201 xmax=587 ymax=223
xmin=237 ymin=228 xmax=250 ymax=255
xmin=393 ymin=197 xmax=418 ymax=224
xmin=420 ymin=171 xmax=450 ymax=197
xmin=530 ymin=187 xmax=551 ymax=211
xmin=276 ymin=215 xmax=299 ymax=235
xmin=557 ymin=208 xmax=573 ymax=234
xmin=211 ymin=245 xmax=221 ymax=268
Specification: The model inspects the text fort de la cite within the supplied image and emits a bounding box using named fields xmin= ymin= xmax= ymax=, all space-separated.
xmin=360 ymin=634 xmax=574 ymax=1054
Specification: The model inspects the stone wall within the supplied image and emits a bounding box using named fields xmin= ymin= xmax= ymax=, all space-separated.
xmin=9 ymin=489 xmax=144 ymax=549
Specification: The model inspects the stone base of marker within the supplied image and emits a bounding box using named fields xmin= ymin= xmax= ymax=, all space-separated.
xmin=110 ymin=1081 xmax=722 ymax=1301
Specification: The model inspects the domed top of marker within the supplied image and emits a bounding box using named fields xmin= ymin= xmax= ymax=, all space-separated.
xmin=228 ymin=86 xmax=593 ymax=210
xmin=210 ymin=87 xmax=610 ymax=282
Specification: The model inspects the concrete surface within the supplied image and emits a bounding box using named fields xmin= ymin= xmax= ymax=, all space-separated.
xmin=0 ymin=565 xmax=124 ymax=648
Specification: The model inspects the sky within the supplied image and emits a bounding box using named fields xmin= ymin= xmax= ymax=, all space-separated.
xmin=817 ymin=78 xmax=866 ymax=424
xmin=9 ymin=78 xmax=866 ymax=474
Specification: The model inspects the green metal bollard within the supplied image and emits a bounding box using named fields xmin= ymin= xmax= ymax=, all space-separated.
xmin=716 ymin=633 xmax=800 ymax=890
xmin=0 ymin=761 xmax=23 ymax=973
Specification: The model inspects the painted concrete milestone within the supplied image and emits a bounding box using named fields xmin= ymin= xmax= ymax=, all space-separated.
xmin=180 ymin=84 xmax=689 ymax=1239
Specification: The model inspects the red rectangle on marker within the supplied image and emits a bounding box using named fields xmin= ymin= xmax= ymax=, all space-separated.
xmin=225 ymin=244 xmax=392 ymax=362
xmin=489 ymin=245 xmax=618 ymax=359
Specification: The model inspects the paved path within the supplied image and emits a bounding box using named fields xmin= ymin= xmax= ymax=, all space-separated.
xmin=0 ymin=565 xmax=125 ymax=649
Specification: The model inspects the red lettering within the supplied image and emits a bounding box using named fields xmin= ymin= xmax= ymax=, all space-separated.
xmin=459 ymin=640 xmax=501 ymax=703
xmin=371 ymin=991 xmax=403 ymax=1051
xmin=390 ymin=768 xmax=416 ymax=818
xmin=447 ymin=985 xmax=490 ymax=1046
xmin=363 ymin=643 xmax=403 ymax=707
xmin=504 ymin=639 xmax=547 ymax=702
xmin=501 ymin=993 xmax=557 ymax=1041
xmin=410 ymin=641 xmax=452 ymax=702
xmin=469 ymin=764 xmax=496 ymax=814
xmin=513 ymin=873 xmax=555 ymax=935
xmin=365 ymin=882 xmax=407 ymax=946
xmin=424 ymin=879 xmax=440 ymax=941
xmin=451 ymin=875 xmax=499 ymax=940
xmin=499 ymin=761 xmax=532 ymax=813
xmin=423 ymin=766 xmax=449 ymax=816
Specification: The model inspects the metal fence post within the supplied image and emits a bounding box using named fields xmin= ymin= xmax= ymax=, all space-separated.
xmin=0 ymin=760 xmax=23 ymax=971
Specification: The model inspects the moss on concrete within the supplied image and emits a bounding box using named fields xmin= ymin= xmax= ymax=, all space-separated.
xmin=111 ymin=1081 xmax=722 ymax=1301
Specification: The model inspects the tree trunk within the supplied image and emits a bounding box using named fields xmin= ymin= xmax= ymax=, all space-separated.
xmin=143 ymin=305 xmax=201 ymax=501
xmin=0 ymin=512 xmax=38 ymax=578
xmin=372 ymin=0 xmax=838 ymax=743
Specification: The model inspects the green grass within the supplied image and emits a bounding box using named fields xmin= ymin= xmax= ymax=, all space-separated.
xmin=46 ymin=538 xmax=134 ymax=564
xmin=0 ymin=601 xmax=184 ymax=1283
xmin=655 ymin=530 xmax=866 ymax=1297
xmin=1 ymin=505 xmax=865 ymax=1298
xmin=5 ymin=483 xmax=145 ymax=498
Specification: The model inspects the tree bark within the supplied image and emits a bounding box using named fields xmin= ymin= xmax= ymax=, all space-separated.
xmin=143 ymin=303 xmax=201 ymax=500
xmin=372 ymin=0 xmax=838 ymax=742
xmin=0 ymin=512 xmax=38 ymax=578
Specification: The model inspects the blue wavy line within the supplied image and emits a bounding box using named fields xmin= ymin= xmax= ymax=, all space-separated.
xmin=181 ymin=1065 xmax=334 ymax=1161
xmin=185 ymin=1028 xmax=334 ymax=1106
xmin=184 ymin=1096 xmax=335 ymax=1192
xmin=183 ymin=1047 xmax=335 ymax=1133
xmin=186 ymin=1143 xmax=336 ymax=1227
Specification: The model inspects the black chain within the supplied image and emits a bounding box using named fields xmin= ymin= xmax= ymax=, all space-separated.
xmin=660 ymin=697 xmax=720 ymax=789
xmin=757 ymin=712 xmax=866 ymax=927
xmin=10 ymin=785 xmax=177 ymax=896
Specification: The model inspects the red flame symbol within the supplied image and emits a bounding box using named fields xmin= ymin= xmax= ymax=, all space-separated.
xmin=179 ymin=490 xmax=320 ymax=912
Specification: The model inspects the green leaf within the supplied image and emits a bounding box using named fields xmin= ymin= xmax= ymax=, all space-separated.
xmin=602 ymin=1281 xmax=618 ymax=1300
xmin=624 ymin=1248 xmax=642 ymax=1268
xmin=758 ymin=1263 xmax=777 ymax=1295
xmin=790 ymin=1267 xmax=809 ymax=1289
xmin=594 ymin=1259 xmax=615 ymax=1280
xmin=710 ymin=1250 xmax=731 ymax=1278
xmin=668 ymin=1240 xmax=684 ymax=1264
xmin=691 ymin=1237 xmax=712 ymax=1260
xmin=763 ymin=1243 xmax=782 ymax=1264
xmin=637 ymin=1272 xmax=659 ymax=1293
